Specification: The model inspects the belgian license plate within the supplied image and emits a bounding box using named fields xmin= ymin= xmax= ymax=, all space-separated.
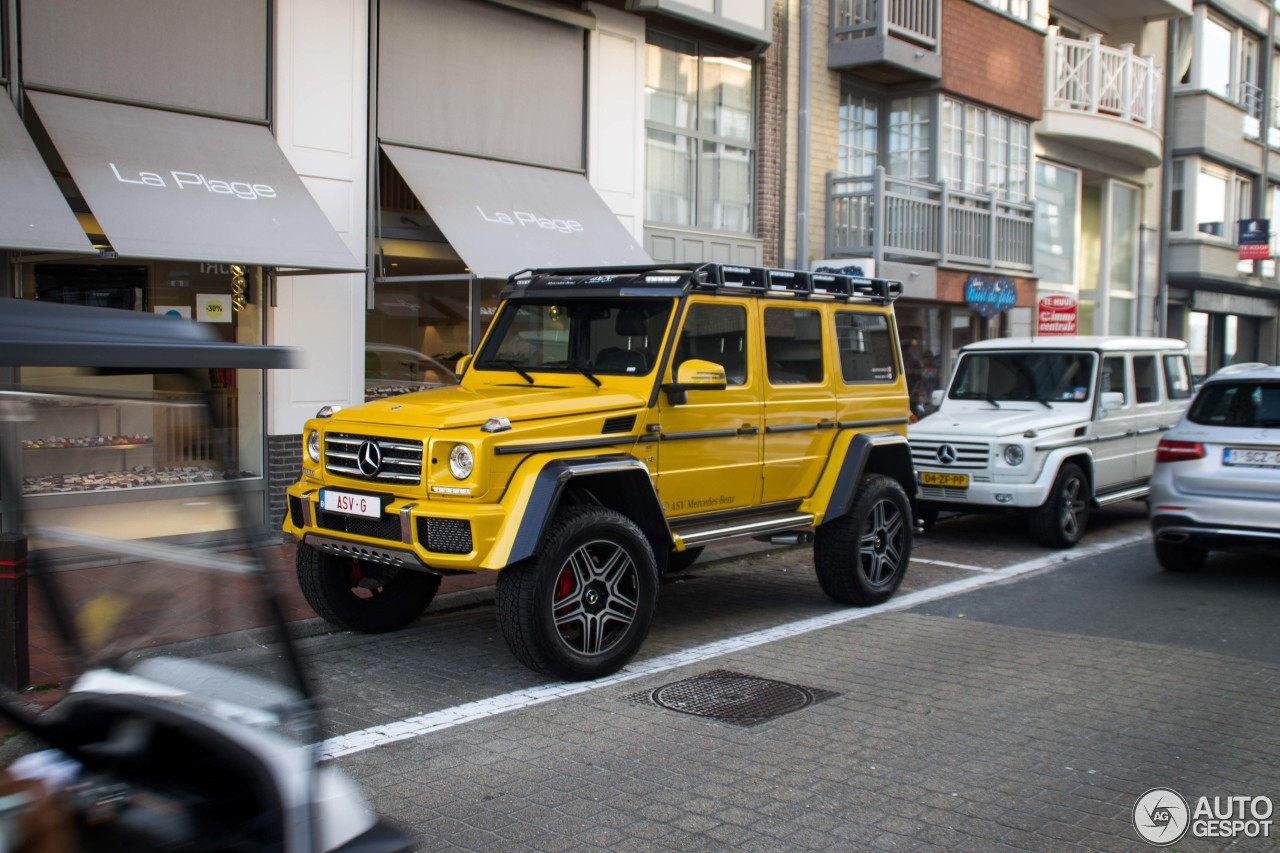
xmin=919 ymin=471 xmax=969 ymax=488
xmin=320 ymin=489 xmax=383 ymax=518
xmin=1223 ymin=447 xmax=1280 ymax=468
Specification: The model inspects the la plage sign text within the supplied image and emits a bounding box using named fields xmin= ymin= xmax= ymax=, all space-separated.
xmin=111 ymin=163 xmax=277 ymax=201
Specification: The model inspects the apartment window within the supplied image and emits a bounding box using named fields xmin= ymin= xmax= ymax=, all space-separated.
xmin=980 ymin=0 xmax=1030 ymax=20
xmin=1199 ymin=16 xmax=1233 ymax=100
xmin=1193 ymin=162 xmax=1231 ymax=237
xmin=888 ymin=96 xmax=930 ymax=181
xmin=645 ymin=33 xmax=755 ymax=234
xmin=838 ymin=93 xmax=878 ymax=177
xmin=1170 ymin=160 xmax=1185 ymax=232
xmin=1034 ymin=160 xmax=1080 ymax=288
xmin=1186 ymin=13 xmax=1263 ymax=116
xmin=943 ymin=98 xmax=1029 ymax=201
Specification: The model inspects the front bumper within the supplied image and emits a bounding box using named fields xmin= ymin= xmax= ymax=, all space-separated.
xmin=283 ymin=484 xmax=507 ymax=572
xmin=915 ymin=469 xmax=1052 ymax=509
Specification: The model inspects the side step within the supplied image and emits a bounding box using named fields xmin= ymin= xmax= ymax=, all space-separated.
xmin=1095 ymin=485 xmax=1149 ymax=506
xmin=675 ymin=512 xmax=815 ymax=548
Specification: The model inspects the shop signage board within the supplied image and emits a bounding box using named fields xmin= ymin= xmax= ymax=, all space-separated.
xmin=963 ymin=275 xmax=1017 ymax=318
xmin=1037 ymin=295 xmax=1077 ymax=336
xmin=1238 ymin=219 xmax=1270 ymax=260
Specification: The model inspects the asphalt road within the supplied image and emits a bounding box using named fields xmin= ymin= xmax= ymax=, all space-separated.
xmin=912 ymin=541 xmax=1280 ymax=665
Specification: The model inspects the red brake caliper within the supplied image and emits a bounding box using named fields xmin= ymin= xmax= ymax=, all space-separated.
xmin=554 ymin=563 xmax=575 ymax=615
xmin=347 ymin=558 xmax=363 ymax=588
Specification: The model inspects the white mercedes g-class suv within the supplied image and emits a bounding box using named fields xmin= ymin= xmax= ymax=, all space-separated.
xmin=909 ymin=336 xmax=1193 ymax=548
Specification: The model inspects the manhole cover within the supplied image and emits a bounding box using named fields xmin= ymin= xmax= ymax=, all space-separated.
xmin=626 ymin=669 xmax=838 ymax=727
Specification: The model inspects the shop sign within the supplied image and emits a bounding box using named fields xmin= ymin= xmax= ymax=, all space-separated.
xmin=196 ymin=293 xmax=233 ymax=323
xmin=964 ymin=275 xmax=1017 ymax=318
xmin=1037 ymin=295 xmax=1077 ymax=336
xmin=1238 ymin=219 xmax=1270 ymax=260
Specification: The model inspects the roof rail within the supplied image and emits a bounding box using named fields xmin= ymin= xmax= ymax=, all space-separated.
xmin=506 ymin=262 xmax=902 ymax=305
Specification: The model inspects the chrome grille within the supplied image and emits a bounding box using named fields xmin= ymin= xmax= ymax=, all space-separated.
xmin=919 ymin=485 xmax=970 ymax=501
xmin=324 ymin=433 xmax=423 ymax=484
xmin=910 ymin=439 xmax=990 ymax=470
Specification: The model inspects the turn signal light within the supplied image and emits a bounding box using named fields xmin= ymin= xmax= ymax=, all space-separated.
xmin=1155 ymin=439 xmax=1205 ymax=463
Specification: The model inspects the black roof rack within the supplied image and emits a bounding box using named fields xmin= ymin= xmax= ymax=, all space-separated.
xmin=504 ymin=262 xmax=902 ymax=305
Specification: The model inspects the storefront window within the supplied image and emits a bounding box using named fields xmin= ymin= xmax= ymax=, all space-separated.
xmin=897 ymin=305 xmax=943 ymax=417
xmin=15 ymin=260 xmax=266 ymax=509
xmin=366 ymin=279 xmax=467 ymax=400
xmin=645 ymin=34 xmax=754 ymax=234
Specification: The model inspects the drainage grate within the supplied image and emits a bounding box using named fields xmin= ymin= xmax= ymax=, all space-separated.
xmin=625 ymin=669 xmax=838 ymax=727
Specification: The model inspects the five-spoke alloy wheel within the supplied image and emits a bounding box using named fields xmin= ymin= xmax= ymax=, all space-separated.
xmin=814 ymin=474 xmax=912 ymax=606
xmin=1029 ymin=463 xmax=1090 ymax=549
xmin=497 ymin=506 xmax=658 ymax=680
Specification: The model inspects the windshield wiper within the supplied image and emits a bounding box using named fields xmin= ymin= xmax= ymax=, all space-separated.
xmin=983 ymin=394 xmax=1002 ymax=409
xmin=482 ymin=359 xmax=534 ymax=384
xmin=544 ymin=360 xmax=601 ymax=387
xmin=1033 ymin=397 xmax=1054 ymax=409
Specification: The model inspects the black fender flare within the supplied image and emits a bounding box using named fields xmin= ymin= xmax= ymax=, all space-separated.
xmin=824 ymin=432 xmax=916 ymax=523
xmin=505 ymin=454 xmax=671 ymax=566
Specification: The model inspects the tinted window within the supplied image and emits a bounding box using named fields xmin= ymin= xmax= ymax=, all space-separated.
xmin=1188 ymin=382 xmax=1280 ymax=427
xmin=834 ymin=312 xmax=895 ymax=383
xmin=673 ymin=303 xmax=748 ymax=385
xmin=950 ymin=351 xmax=1095 ymax=402
xmin=765 ymin=308 xmax=824 ymax=384
xmin=1133 ymin=355 xmax=1160 ymax=404
xmin=1164 ymin=355 xmax=1193 ymax=399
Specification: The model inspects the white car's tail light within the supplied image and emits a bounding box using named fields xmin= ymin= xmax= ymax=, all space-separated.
xmin=1155 ymin=439 xmax=1205 ymax=463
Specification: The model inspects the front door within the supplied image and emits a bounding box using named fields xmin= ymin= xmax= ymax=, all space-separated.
xmin=1090 ymin=353 xmax=1138 ymax=489
xmin=654 ymin=299 xmax=762 ymax=519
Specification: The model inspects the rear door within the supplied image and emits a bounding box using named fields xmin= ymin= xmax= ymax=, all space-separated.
xmin=1130 ymin=353 xmax=1167 ymax=480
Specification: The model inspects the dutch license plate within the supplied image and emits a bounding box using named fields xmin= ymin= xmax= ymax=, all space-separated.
xmin=320 ymin=489 xmax=383 ymax=519
xmin=919 ymin=471 xmax=969 ymax=488
xmin=1223 ymin=447 xmax=1280 ymax=468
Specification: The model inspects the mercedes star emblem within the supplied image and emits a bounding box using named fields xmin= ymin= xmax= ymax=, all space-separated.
xmin=936 ymin=444 xmax=958 ymax=465
xmin=357 ymin=440 xmax=383 ymax=477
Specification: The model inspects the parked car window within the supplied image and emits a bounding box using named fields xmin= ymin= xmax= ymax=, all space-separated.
xmin=673 ymin=302 xmax=748 ymax=385
xmin=1187 ymin=381 xmax=1280 ymax=428
xmin=1163 ymin=354 xmax=1193 ymax=399
xmin=1133 ymin=355 xmax=1160 ymax=404
xmin=765 ymin=308 xmax=825 ymax=384
xmin=950 ymin=351 xmax=1095 ymax=403
xmin=1101 ymin=355 xmax=1129 ymax=405
xmin=833 ymin=311 xmax=895 ymax=383
xmin=477 ymin=299 xmax=673 ymax=376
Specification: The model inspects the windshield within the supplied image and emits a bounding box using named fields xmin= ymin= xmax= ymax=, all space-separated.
xmin=1188 ymin=381 xmax=1280 ymax=427
xmin=950 ymin=351 xmax=1096 ymax=403
xmin=475 ymin=299 xmax=675 ymax=378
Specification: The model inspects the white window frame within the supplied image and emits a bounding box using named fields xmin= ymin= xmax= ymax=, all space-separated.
xmin=1174 ymin=157 xmax=1256 ymax=245
xmin=942 ymin=97 xmax=1029 ymax=201
xmin=838 ymin=92 xmax=879 ymax=178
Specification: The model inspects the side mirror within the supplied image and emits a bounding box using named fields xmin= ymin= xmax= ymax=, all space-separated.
xmin=929 ymin=389 xmax=945 ymax=408
xmin=455 ymin=354 xmax=473 ymax=377
xmin=1100 ymin=391 xmax=1124 ymax=412
xmin=662 ymin=359 xmax=727 ymax=405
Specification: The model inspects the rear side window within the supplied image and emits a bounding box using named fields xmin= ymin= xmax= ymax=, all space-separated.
xmin=1133 ymin=355 xmax=1160 ymax=404
xmin=765 ymin=308 xmax=825 ymax=384
xmin=833 ymin=311 xmax=895 ymax=383
xmin=1164 ymin=355 xmax=1193 ymax=399
xmin=1188 ymin=382 xmax=1280 ymax=427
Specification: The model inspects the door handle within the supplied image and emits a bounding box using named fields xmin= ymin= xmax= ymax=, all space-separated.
xmin=738 ymin=425 xmax=759 ymax=436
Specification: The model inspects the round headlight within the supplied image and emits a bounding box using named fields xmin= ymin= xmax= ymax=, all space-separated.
xmin=1003 ymin=444 xmax=1025 ymax=466
xmin=306 ymin=430 xmax=321 ymax=463
xmin=449 ymin=443 xmax=474 ymax=480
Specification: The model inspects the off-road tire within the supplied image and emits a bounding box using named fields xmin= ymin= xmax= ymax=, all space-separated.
xmin=297 ymin=542 xmax=440 ymax=633
xmin=496 ymin=505 xmax=658 ymax=681
xmin=1029 ymin=463 xmax=1090 ymax=549
xmin=665 ymin=545 xmax=704 ymax=573
xmin=813 ymin=474 xmax=911 ymax=606
xmin=1154 ymin=540 xmax=1208 ymax=572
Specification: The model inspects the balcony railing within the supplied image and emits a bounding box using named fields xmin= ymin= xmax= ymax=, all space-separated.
xmin=831 ymin=0 xmax=937 ymax=49
xmin=827 ymin=167 xmax=1034 ymax=272
xmin=1045 ymin=27 xmax=1162 ymax=131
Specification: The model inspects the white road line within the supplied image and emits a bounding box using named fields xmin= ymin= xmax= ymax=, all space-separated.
xmin=318 ymin=529 xmax=1152 ymax=760
xmin=910 ymin=557 xmax=994 ymax=572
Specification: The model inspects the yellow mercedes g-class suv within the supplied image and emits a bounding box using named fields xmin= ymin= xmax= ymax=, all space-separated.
xmin=284 ymin=263 xmax=915 ymax=680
